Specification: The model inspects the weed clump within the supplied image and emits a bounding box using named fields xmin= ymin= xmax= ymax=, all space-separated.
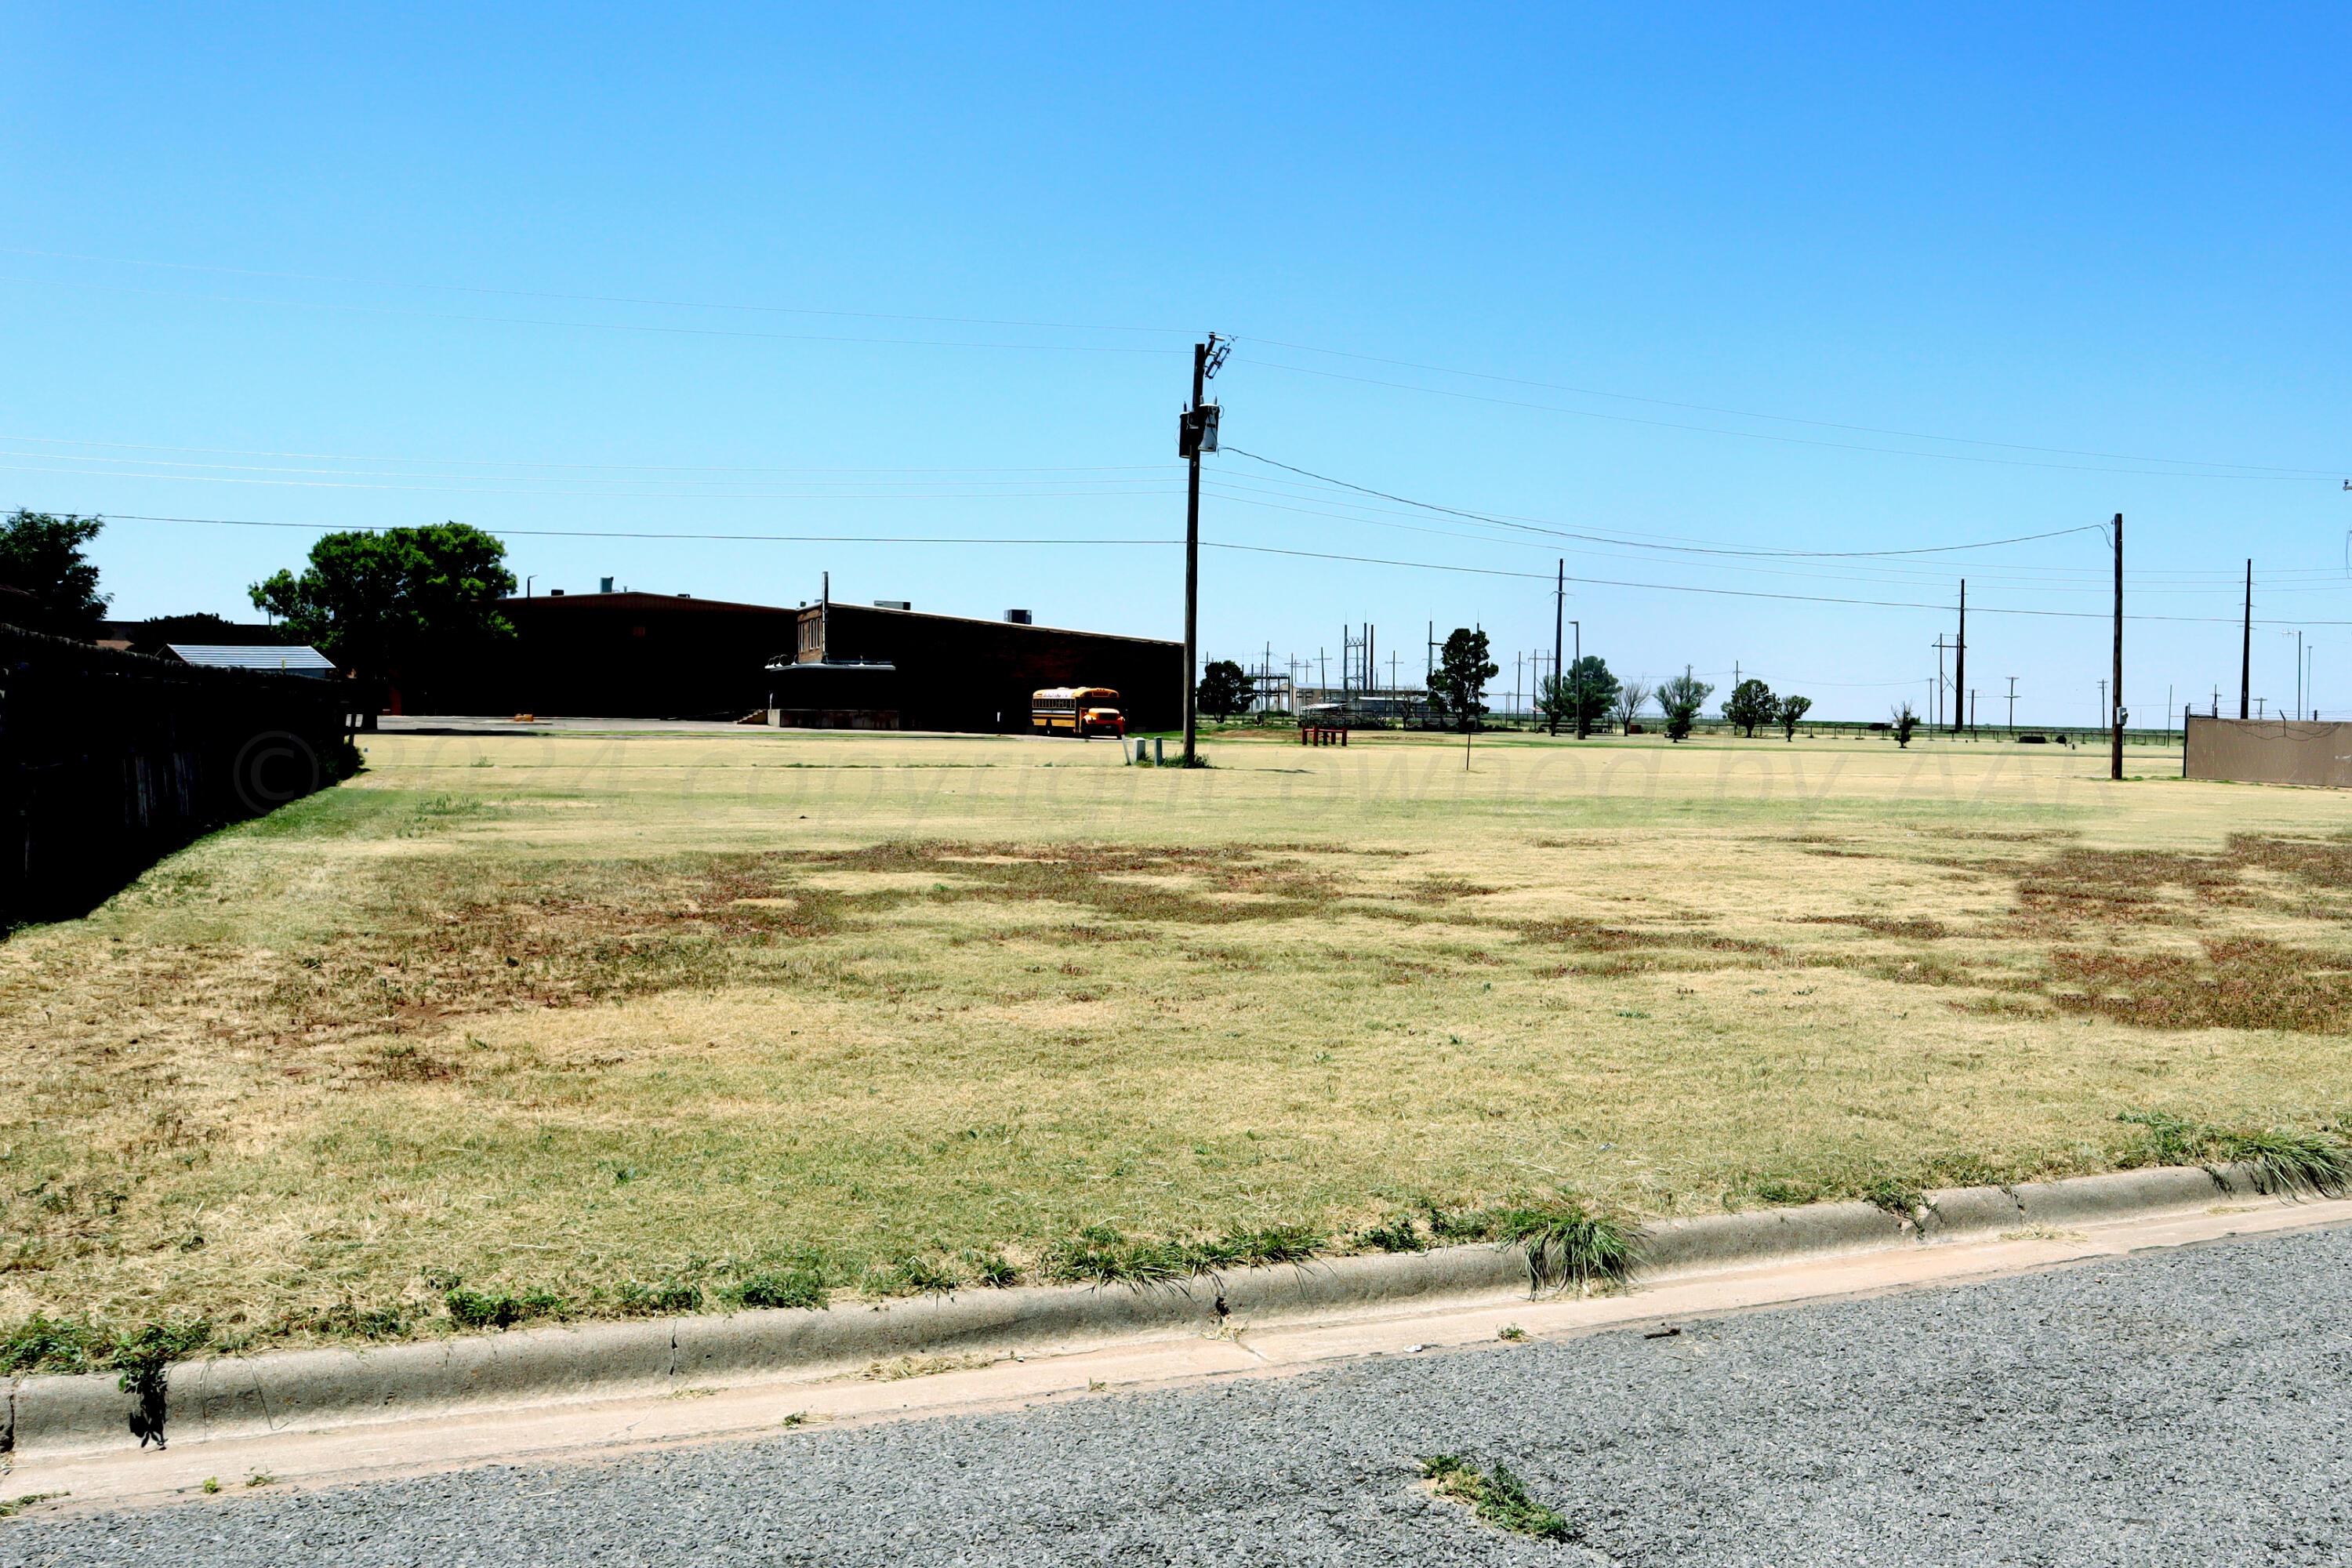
xmin=964 ymin=1250 xmax=1022 ymax=1287
xmin=1354 ymin=1212 xmax=1429 ymax=1253
xmin=0 ymin=1313 xmax=211 ymax=1380
xmin=1481 ymin=1196 xmax=1637 ymax=1293
xmin=2118 ymin=1110 xmax=2352 ymax=1197
xmin=1420 ymin=1454 xmax=1572 ymax=1541
xmin=862 ymin=1255 xmax=963 ymax=1297
xmin=1860 ymin=1177 xmax=1931 ymax=1223
xmin=440 ymin=1279 xmax=571 ymax=1330
xmin=1041 ymin=1221 xmax=1329 ymax=1287
xmin=2219 ymin=1128 xmax=2352 ymax=1198
xmin=1043 ymin=1226 xmax=1192 ymax=1287
xmin=612 ymin=1279 xmax=703 ymax=1316
xmin=728 ymin=1268 xmax=829 ymax=1312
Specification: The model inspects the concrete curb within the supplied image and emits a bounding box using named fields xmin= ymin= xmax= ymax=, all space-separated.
xmin=2 ymin=1162 xmax=2278 ymax=1459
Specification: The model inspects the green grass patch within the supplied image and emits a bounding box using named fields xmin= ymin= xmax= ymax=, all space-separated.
xmin=1421 ymin=1454 xmax=1573 ymax=1541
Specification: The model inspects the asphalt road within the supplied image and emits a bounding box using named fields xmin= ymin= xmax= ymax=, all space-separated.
xmin=9 ymin=1224 xmax=2350 ymax=1566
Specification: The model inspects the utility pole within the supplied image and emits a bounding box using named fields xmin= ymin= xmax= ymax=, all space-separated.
xmin=1178 ymin=335 xmax=1225 ymax=766
xmin=1550 ymin=559 xmax=1564 ymax=737
xmin=2240 ymin=559 xmax=2252 ymax=720
xmin=1969 ymin=688 xmax=1977 ymax=734
xmin=1954 ymin=579 xmax=1967 ymax=735
xmin=2110 ymin=514 xmax=2124 ymax=781
xmin=2005 ymin=677 xmax=2018 ymax=735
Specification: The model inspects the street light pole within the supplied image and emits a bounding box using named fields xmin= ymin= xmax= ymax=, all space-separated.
xmin=1570 ymin=619 xmax=1583 ymax=737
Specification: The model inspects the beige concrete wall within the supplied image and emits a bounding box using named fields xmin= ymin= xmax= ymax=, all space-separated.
xmin=2184 ymin=715 xmax=2352 ymax=788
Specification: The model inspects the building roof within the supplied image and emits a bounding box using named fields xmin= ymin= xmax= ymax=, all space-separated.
xmin=165 ymin=643 xmax=337 ymax=675
xmin=822 ymin=599 xmax=1181 ymax=649
xmin=505 ymin=591 xmax=796 ymax=615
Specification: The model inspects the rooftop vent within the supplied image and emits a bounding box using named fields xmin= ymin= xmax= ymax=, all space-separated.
xmin=549 ymin=588 xmax=565 ymax=597
xmin=600 ymin=576 xmax=615 ymax=593
xmin=874 ymin=599 xmax=911 ymax=611
xmin=1006 ymin=608 xmax=1033 ymax=625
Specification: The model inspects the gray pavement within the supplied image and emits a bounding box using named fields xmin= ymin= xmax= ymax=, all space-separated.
xmin=8 ymin=1224 xmax=2350 ymax=1566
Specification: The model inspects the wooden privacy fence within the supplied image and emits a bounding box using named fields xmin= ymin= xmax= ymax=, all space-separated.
xmin=2183 ymin=714 xmax=2352 ymax=789
xmin=0 ymin=624 xmax=370 ymax=924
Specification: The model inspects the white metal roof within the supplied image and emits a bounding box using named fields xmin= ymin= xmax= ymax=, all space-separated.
xmin=165 ymin=644 xmax=336 ymax=675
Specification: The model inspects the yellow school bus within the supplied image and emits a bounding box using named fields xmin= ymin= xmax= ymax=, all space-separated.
xmin=1032 ymin=687 xmax=1125 ymax=738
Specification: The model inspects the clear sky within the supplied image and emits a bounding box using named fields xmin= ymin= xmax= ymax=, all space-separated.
xmin=5 ymin=3 xmax=2347 ymax=724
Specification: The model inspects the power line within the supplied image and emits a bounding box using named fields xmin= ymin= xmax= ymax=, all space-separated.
xmin=59 ymin=510 xmax=2352 ymax=626
xmin=1197 ymin=539 xmax=2352 ymax=626
xmin=1205 ymin=472 xmax=2341 ymax=586
xmin=0 ymin=462 xmax=1183 ymax=503
xmin=82 ymin=512 xmax=1180 ymax=546
xmin=1221 ymin=447 xmax=2110 ymax=559
xmin=0 ymin=433 xmax=1181 ymax=477
xmin=1199 ymin=485 xmax=2259 ymax=600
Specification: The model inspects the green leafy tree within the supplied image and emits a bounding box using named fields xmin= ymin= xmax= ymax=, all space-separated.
xmin=1777 ymin=693 xmax=1813 ymax=741
xmin=1890 ymin=701 xmax=1919 ymax=748
xmin=1428 ymin=628 xmax=1498 ymax=733
xmin=1540 ymin=655 xmax=1621 ymax=738
xmin=250 ymin=523 xmax=515 ymax=705
xmin=1721 ymin=678 xmax=1776 ymax=739
xmin=0 ymin=510 xmax=109 ymax=636
xmin=1657 ymin=670 xmax=1714 ymax=742
xmin=1196 ymin=659 xmax=1251 ymax=721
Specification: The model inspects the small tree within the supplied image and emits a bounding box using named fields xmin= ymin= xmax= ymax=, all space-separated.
xmin=0 ymin=510 xmax=109 ymax=637
xmin=251 ymin=523 xmax=515 ymax=707
xmin=1538 ymin=655 xmax=1619 ymax=738
xmin=1721 ymin=678 xmax=1776 ymax=739
xmin=1657 ymin=670 xmax=1715 ymax=742
xmin=1777 ymin=693 xmax=1813 ymax=741
xmin=1196 ymin=659 xmax=1251 ymax=722
xmin=1890 ymin=702 xmax=1919 ymax=748
xmin=1537 ymin=673 xmax=1573 ymax=736
xmin=1428 ymin=627 xmax=1498 ymax=765
xmin=1614 ymin=680 xmax=1652 ymax=735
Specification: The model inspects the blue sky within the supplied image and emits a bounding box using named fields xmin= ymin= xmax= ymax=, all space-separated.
xmin=4 ymin=2 xmax=2347 ymax=722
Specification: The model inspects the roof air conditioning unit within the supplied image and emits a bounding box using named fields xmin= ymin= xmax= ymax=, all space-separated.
xmin=1006 ymin=608 xmax=1033 ymax=625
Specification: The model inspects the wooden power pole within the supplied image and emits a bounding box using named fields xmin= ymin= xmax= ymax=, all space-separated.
xmin=2240 ymin=559 xmax=2252 ymax=720
xmin=1180 ymin=341 xmax=1207 ymax=765
xmin=1952 ymin=579 xmax=1966 ymax=735
xmin=1178 ymin=336 xmax=1225 ymax=765
xmin=2110 ymin=514 xmax=2124 ymax=781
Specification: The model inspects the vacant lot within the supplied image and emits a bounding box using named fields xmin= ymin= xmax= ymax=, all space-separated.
xmin=8 ymin=725 xmax=2351 ymax=1359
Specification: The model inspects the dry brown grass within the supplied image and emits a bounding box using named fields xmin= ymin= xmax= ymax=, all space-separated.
xmin=5 ymin=725 xmax=2351 ymax=1360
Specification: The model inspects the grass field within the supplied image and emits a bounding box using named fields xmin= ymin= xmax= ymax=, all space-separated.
xmin=9 ymin=723 xmax=2352 ymax=1365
